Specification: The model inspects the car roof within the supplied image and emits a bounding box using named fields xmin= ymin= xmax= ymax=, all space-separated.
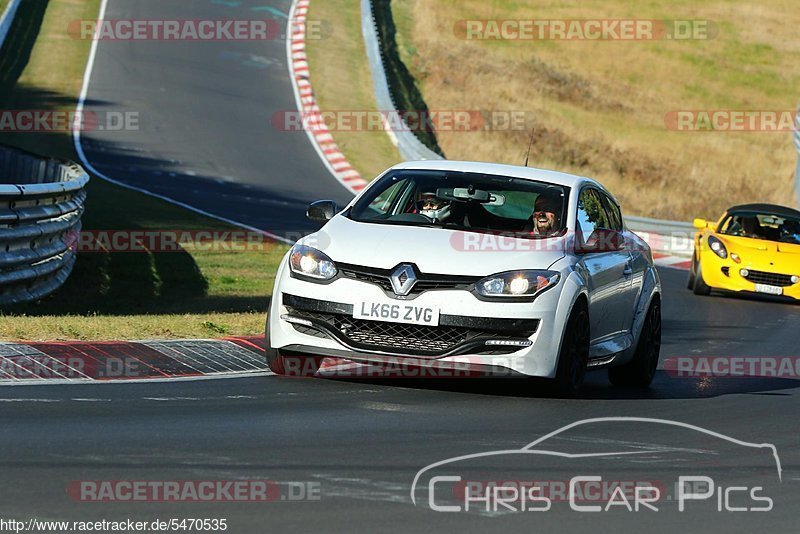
xmin=726 ymin=203 xmax=800 ymax=218
xmin=389 ymin=160 xmax=597 ymax=190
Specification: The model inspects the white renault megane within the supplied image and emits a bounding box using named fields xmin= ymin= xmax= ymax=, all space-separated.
xmin=266 ymin=161 xmax=661 ymax=394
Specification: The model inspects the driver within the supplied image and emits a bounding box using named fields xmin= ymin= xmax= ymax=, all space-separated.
xmin=530 ymin=194 xmax=561 ymax=235
xmin=418 ymin=192 xmax=451 ymax=222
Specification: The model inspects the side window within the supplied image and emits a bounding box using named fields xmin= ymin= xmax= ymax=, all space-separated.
xmin=718 ymin=216 xmax=734 ymax=234
xmin=576 ymin=189 xmax=608 ymax=245
xmin=367 ymin=178 xmax=409 ymax=215
xmin=600 ymin=193 xmax=623 ymax=232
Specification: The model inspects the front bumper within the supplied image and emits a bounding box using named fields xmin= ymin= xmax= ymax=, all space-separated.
xmin=282 ymin=293 xmax=539 ymax=357
xmin=700 ymin=253 xmax=800 ymax=299
xmin=268 ymin=257 xmax=578 ymax=378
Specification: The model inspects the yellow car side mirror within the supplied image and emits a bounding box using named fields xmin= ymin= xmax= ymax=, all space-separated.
xmin=693 ymin=218 xmax=708 ymax=229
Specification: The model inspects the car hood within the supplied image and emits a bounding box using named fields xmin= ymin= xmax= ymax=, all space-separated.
xmin=721 ymin=235 xmax=800 ymax=271
xmin=300 ymin=215 xmax=567 ymax=276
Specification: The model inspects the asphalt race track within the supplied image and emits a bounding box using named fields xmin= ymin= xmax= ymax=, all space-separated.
xmin=4 ymin=0 xmax=799 ymax=531
xmin=78 ymin=0 xmax=353 ymax=238
xmin=1 ymin=268 xmax=799 ymax=532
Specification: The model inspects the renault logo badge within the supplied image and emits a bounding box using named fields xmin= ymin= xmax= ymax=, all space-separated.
xmin=390 ymin=264 xmax=417 ymax=296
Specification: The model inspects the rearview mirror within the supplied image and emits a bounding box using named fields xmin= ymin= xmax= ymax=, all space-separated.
xmin=306 ymin=200 xmax=338 ymax=223
xmin=693 ymin=218 xmax=708 ymax=230
xmin=451 ymin=187 xmax=490 ymax=202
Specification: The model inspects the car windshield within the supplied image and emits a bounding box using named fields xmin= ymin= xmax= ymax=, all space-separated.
xmin=720 ymin=211 xmax=800 ymax=244
xmin=347 ymin=170 xmax=569 ymax=239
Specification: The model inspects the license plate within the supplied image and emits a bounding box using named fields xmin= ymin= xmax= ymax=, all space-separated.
xmin=755 ymin=283 xmax=783 ymax=296
xmin=354 ymin=301 xmax=439 ymax=326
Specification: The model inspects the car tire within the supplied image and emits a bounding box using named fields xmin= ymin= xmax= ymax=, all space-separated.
xmin=266 ymin=349 xmax=324 ymax=377
xmin=692 ymin=263 xmax=712 ymax=295
xmin=608 ymin=297 xmax=662 ymax=388
xmin=687 ymin=254 xmax=697 ymax=289
xmin=552 ymin=299 xmax=590 ymax=396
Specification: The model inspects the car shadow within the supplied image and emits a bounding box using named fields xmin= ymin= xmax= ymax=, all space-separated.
xmin=317 ymin=368 xmax=799 ymax=400
xmin=706 ymin=289 xmax=800 ymax=306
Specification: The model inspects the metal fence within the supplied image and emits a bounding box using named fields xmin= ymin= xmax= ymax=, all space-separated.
xmin=0 ymin=146 xmax=89 ymax=306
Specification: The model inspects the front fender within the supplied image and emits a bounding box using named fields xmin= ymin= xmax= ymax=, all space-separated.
xmin=266 ymin=250 xmax=292 ymax=352
xmin=547 ymin=268 xmax=590 ymax=373
xmin=616 ymin=264 xmax=661 ymax=366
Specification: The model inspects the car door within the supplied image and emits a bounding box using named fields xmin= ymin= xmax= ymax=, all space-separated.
xmin=599 ymin=192 xmax=640 ymax=334
xmin=575 ymin=188 xmax=632 ymax=342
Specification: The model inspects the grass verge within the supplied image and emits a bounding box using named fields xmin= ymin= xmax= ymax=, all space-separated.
xmin=390 ymin=0 xmax=799 ymax=220
xmin=305 ymin=0 xmax=401 ymax=180
xmin=307 ymin=0 xmax=800 ymax=220
xmin=0 ymin=0 xmax=286 ymax=341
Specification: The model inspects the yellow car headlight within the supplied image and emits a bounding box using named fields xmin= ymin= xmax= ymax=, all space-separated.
xmin=707 ymin=235 xmax=728 ymax=259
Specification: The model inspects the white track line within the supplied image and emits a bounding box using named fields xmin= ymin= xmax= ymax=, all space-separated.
xmin=0 ymin=370 xmax=274 ymax=387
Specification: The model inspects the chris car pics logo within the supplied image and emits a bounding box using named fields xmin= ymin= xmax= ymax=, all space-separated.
xmin=411 ymin=417 xmax=781 ymax=514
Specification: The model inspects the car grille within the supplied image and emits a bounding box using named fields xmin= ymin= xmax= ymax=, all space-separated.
xmin=743 ymin=270 xmax=794 ymax=287
xmin=338 ymin=263 xmax=480 ymax=296
xmin=285 ymin=307 xmax=537 ymax=357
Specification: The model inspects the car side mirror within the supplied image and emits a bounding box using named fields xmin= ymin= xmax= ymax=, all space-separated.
xmin=576 ymin=228 xmax=625 ymax=254
xmin=693 ymin=218 xmax=708 ymax=230
xmin=307 ymin=200 xmax=338 ymax=223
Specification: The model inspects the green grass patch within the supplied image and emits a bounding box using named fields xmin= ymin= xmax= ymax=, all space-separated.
xmin=305 ymin=0 xmax=401 ymax=180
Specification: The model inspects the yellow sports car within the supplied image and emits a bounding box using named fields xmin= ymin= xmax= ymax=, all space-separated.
xmin=688 ymin=203 xmax=800 ymax=299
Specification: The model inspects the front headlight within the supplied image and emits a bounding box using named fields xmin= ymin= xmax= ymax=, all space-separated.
xmin=707 ymin=235 xmax=728 ymax=259
xmin=475 ymin=270 xmax=560 ymax=299
xmin=289 ymin=245 xmax=338 ymax=281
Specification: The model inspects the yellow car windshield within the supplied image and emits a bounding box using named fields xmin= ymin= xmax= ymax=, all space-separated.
xmin=720 ymin=212 xmax=800 ymax=244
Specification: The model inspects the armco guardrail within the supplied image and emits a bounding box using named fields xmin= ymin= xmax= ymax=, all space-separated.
xmin=361 ymin=0 xmax=442 ymax=162
xmin=624 ymin=215 xmax=696 ymax=257
xmin=0 ymin=146 xmax=89 ymax=305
